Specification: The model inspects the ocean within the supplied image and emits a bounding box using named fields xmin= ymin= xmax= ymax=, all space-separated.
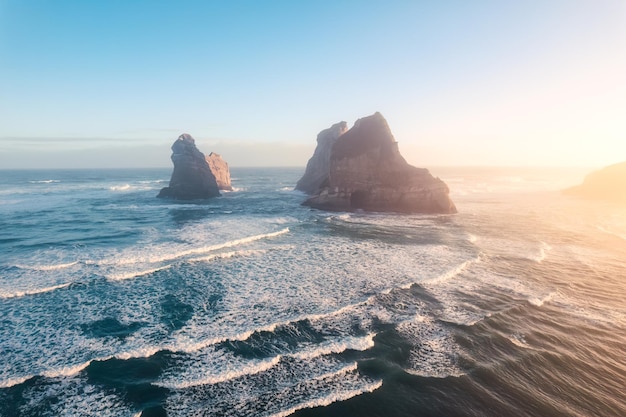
xmin=0 ymin=166 xmax=624 ymax=417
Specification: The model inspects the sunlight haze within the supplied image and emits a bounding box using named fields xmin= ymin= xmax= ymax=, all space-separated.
xmin=1 ymin=0 xmax=624 ymax=168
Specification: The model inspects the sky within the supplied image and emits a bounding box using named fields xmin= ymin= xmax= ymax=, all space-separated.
xmin=0 ymin=0 xmax=625 ymax=168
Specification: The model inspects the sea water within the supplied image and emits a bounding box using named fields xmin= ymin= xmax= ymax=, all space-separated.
xmin=0 ymin=167 xmax=624 ymax=417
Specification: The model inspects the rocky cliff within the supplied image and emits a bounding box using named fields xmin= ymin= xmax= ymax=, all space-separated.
xmin=564 ymin=162 xmax=626 ymax=202
xmin=157 ymin=133 xmax=221 ymax=200
xmin=303 ymin=112 xmax=457 ymax=214
xmin=295 ymin=121 xmax=348 ymax=194
xmin=206 ymin=152 xmax=233 ymax=191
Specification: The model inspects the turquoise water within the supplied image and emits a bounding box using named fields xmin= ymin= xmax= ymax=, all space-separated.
xmin=0 ymin=167 xmax=624 ymax=417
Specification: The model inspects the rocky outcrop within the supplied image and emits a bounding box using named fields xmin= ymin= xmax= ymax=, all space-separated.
xmin=295 ymin=121 xmax=348 ymax=194
xmin=564 ymin=162 xmax=626 ymax=202
xmin=157 ymin=133 xmax=221 ymax=200
xmin=206 ymin=152 xmax=233 ymax=191
xmin=303 ymin=112 xmax=457 ymax=214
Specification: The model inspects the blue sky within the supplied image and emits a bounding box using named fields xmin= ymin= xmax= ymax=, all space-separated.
xmin=1 ymin=0 xmax=625 ymax=168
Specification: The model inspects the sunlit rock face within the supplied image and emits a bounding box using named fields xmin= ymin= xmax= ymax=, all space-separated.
xmin=157 ymin=133 xmax=221 ymax=199
xmin=564 ymin=162 xmax=626 ymax=202
xmin=303 ymin=112 xmax=457 ymax=214
xmin=206 ymin=152 xmax=233 ymax=191
xmin=295 ymin=121 xmax=348 ymax=194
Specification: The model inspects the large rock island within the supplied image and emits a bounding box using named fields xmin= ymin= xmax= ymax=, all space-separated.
xmin=295 ymin=122 xmax=348 ymax=194
xmin=157 ymin=133 xmax=221 ymax=200
xmin=299 ymin=112 xmax=457 ymax=214
xmin=564 ymin=162 xmax=626 ymax=202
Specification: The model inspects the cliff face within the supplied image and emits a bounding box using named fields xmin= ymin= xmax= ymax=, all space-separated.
xmin=295 ymin=122 xmax=348 ymax=194
xmin=157 ymin=134 xmax=221 ymax=200
xmin=206 ymin=152 xmax=233 ymax=191
xmin=564 ymin=162 xmax=626 ymax=202
xmin=303 ymin=112 xmax=457 ymax=214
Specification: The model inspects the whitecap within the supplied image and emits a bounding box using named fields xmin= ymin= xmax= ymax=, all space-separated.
xmin=14 ymin=261 xmax=79 ymax=271
xmin=107 ymin=265 xmax=172 ymax=281
xmin=528 ymin=291 xmax=556 ymax=307
xmin=422 ymin=256 xmax=481 ymax=285
xmin=0 ymin=282 xmax=72 ymax=299
xmin=92 ymin=228 xmax=289 ymax=266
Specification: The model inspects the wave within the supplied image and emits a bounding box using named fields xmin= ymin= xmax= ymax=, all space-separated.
xmin=187 ymin=249 xmax=267 ymax=263
xmin=596 ymin=225 xmax=626 ymax=241
xmin=107 ymin=265 xmax=172 ymax=281
xmin=0 ymin=282 xmax=72 ymax=299
xmin=92 ymin=228 xmax=289 ymax=266
xmin=267 ymin=377 xmax=383 ymax=417
xmin=422 ymin=256 xmax=481 ymax=285
xmin=528 ymin=291 xmax=556 ymax=307
xmin=29 ymin=179 xmax=60 ymax=184
xmin=160 ymin=355 xmax=283 ymax=389
xmin=532 ymin=241 xmax=552 ymax=263
xmin=14 ymin=261 xmax=79 ymax=271
xmin=109 ymin=184 xmax=132 ymax=191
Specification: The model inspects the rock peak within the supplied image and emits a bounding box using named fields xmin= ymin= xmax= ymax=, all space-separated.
xmin=157 ymin=133 xmax=220 ymax=200
xmin=301 ymin=113 xmax=457 ymax=214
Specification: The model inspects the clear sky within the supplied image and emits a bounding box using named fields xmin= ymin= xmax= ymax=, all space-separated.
xmin=1 ymin=0 xmax=625 ymax=168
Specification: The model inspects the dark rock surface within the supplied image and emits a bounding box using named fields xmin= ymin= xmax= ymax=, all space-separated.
xmin=302 ymin=112 xmax=457 ymax=214
xmin=206 ymin=152 xmax=233 ymax=191
xmin=564 ymin=162 xmax=626 ymax=202
xmin=157 ymin=134 xmax=220 ymax=200
xmin=295 ymin=121 xmax=348 ymax=194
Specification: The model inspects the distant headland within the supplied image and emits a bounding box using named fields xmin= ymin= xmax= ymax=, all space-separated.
xmin=564 ymin=161 xmax=626 ymax=202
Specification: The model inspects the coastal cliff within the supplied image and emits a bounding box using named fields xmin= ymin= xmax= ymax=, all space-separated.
xmin=157 ymin=133 xmax=221 ymax=200
xmin=302 ymin=112 xmax=457 ymax=214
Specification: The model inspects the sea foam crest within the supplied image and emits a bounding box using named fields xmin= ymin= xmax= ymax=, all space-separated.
xmin=14 ymin=261 xmax=79 ymax=271
xmin=0 ymin=282 xmax=72 ymax=299
xmin=107 ymin=265 xmax=173 ymax=281
xmin=422 ymin=256 xmax=481 ymax=285
xmin=93 ymin=228 xmax=289 ymax=266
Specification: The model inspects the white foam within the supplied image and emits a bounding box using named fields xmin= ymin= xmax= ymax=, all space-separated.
xmin=29 ymin=179 xmax=60 ymax=184
xmin=188 ymin=249 xmax=267 ymax=263
xmin=93 ymin=228 xmax=289 ymax=266
xmin=528 ymin=291 xmax=556 ymax=307
xmin=15 ymin=261 xmax=78 ymax=271
xmin=267 ymin=378 xmax=383 ymax=417
xmin=422 ymin=256 xmax=481 ymax=285
xmin=0 ymin=282 xmax=72 ymax=299
xmin=109 ymin=184 xmax=131 ymax=191
xmin=107 ymin=265 xmax=172 ymax=281
xmin=397 ymin=317 xmax=465 ymax=378
xmin=292 ymin=333 xmax=375 ymax=361
xmin=532 ymin=241 xmax=552 ymax=263
xmin=162 ymin=355 xmax=283 ymax=389
xmin=507 ymin=333 xmax=534 ymax=349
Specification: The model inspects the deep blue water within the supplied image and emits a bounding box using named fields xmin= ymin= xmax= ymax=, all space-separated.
xmin=0 ymin=167 xmax=624 ymax=417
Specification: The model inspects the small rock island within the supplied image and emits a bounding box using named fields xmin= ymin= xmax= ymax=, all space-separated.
xmin=158 ymin=133 xmax=231 ymax=199
xmin=564 ymin=161 xmax=626 ymax=202
xmin=298 ymin=112 xmax=457 ymax=214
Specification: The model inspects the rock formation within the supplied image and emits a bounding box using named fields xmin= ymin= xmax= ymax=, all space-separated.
xmin=563 ymin=162 xmax=626 ymax=202
xmin=295 ymin=121 xmax=348 ymax=194
xmin=206 ymin=152 xmax=233 ymax=191
xmin=302 ymin=112 xmax=457 ymax=214
xmin=157 ymin=133 xmax=221 ymax=200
